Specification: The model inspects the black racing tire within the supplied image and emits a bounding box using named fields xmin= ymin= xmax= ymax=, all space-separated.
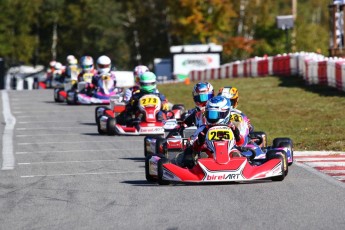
xmin=95 ymin=106 xmax=109 ymax=124
xmin=250 ymin=131 xmax=267 ymax=147
xmin=66 ymin=90 xmax=77 ymax=105
xmin=106 ymin=117 xmax=116 ymax=136
xmin=144 ymin=136 xmax=154 ymax=157
xmin=278 ymin=141 xmax=294 ymax=166
xmin=266 ymin=150 xmax=287 ymax=181
xmin=155 ymin=137 xmax=168 ymax=156
xmin=54 ymin=89 xmax=59 ymax=102
xmin=172 ymin=104 xmax=186 ymax=114
xmin=158 ymin=157 xmax=170 ymax=185
xmin=97 ymin=115 xmax=106 ymax=135
xmin=272 ymin=137 xmax=293 ymax=148
xmin=145 ymin=155 xmax=158 ymax=182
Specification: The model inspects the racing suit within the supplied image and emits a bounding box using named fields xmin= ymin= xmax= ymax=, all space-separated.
xmin=117 ymin=89 xmax=169 ymax=128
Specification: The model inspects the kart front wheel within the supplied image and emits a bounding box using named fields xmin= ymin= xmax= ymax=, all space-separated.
xmin=158 ymin=158 xmax=170 ymax=185
xmin=106 ymin=117 xmax=116 ymax=136
xmin=266 ymin=150 xmax=288 ymax=181
xmin=145 ymin=155 xmax=157 ymax=182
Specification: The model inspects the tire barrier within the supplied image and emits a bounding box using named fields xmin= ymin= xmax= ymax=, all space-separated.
xmin=188 ymin=52 xmax=345 ymax=93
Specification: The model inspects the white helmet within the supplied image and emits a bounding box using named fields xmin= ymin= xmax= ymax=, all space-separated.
xmin=133 ymin=65 xmax=149 ymax=84
xmin=54 ymin=62 xmax=63 ymax=70
xmin=66 ymin=55 xmax=76 ymax=63
xmin=49 ymin=60 xmax=57 ymax=68
xmin=205 ymin=96 xmax=232 ymax=126
xmin=97 ymin=55 xmax=111 ymax=74
xmin=80 ymin=56 xmax=94 ymax=73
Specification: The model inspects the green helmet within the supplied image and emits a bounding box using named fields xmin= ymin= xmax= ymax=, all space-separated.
xmin=140 ymin=71 xmax=157 ymax=93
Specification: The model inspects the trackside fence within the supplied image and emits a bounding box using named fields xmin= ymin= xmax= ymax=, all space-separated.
xmin=188 ymin=52 xmax=345 ymax=92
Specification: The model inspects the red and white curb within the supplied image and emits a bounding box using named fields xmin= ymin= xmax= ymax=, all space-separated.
xmin=295 ymin=151 xmax=345 ymax=183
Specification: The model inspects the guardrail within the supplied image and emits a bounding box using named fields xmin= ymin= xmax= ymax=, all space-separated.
xmin=188 ymin=52 xmax=345 ymax=92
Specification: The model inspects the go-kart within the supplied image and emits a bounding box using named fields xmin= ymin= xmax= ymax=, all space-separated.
xmin=66 ymin=73 xmax=122 ymax=105
xmin=54 ymin=68 xmax=80 ymax=103
xmin=145 ymin=125 xmax=289 ymax=185
xmin=145 ymin=128 xmax=293 ymax=166
xmin=96 ymin=94 xmax=184 ymax=136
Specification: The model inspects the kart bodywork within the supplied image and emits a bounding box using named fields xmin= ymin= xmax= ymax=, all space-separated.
xmin=96 ymin=94 xmax=184 ymax=136
xmin=145 ymin=125 xmax=288 ymax=185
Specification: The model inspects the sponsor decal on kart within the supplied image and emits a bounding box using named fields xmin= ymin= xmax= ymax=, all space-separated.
xmin=199 ymin=160 xmax=246 ymax=181
xmin=140 ymin=127 xmax=164 ymax=133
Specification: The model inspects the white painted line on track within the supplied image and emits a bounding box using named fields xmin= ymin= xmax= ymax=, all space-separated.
xmin=18 ymin=121 xmax=78 ymax=124
xmin=16 ymin=133 xmax=81 ymax=137
xmin=16 ymin=148 xmax=142 ymax=154
xmin=321 ymin=170 xmax=345 ymax=174
xmin=294 ymin=151 xmax=345 ymax=156
xmin=304 ymin=162 xmax=345 ymax=167
xmin=21 ymin=170 xmax=143 ymax=178
xmin=18 ymin=140 xmax=142 ymax=145
xmin=295 ymin=157 xmax=345 ymax=161
xmin=18 ymin=159 xmax=120 ymax=165
xmin=16 ymin=127 xmax=93 ymax=130
xmin=1 ymin=91 xmax=16 ymax=170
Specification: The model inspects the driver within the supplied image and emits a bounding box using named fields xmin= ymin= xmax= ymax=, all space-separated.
xmin=118 ymin=71 xmax=169 ymax=127
xmin=182 ymin=82 xmax=214 ymax=128
xmin=180 ymin=96 xmax=244 ymax=169
xmin=123 ymin=65 xmax=151 ymax=103
xmin=218 ymin=86 xmax=253 ymax=146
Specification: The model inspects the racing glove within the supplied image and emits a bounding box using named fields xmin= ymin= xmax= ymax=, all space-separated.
xmin=229 ymin=123 xmax=241 ymax=142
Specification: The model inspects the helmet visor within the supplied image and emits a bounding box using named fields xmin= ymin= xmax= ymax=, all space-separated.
xmin=82 ymin=64 xmax=93 ymax=69
xmin=140 ymin=82 xmax=155 ymax=87
xmin=205 ymin=109 xmax=229 ymax=124
xmin=98 ymin=64 xmax=110 ymax=69
xmin=193 ymin=93 xmax=213 ymax=103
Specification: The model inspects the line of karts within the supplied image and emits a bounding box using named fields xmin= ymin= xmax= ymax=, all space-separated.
xmin=52 ymin=76 xmax=293 ymax=186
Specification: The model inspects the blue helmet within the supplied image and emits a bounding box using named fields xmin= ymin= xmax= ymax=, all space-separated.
xmin=192 ymin=82 xmax=214 ymax=109
xmin=205 ymin=96 xmax=232 ymax=125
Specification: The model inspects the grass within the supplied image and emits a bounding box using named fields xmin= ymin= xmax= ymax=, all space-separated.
xmin=157 ymin=76 xmax=345 ymax=151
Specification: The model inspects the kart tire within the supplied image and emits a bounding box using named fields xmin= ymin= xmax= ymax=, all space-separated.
xmin=278 ymin=141 xmax=294 ymax=166
xmin=158 ymin=157 xmax=170 ymax=185
xmin=250 ymin=131 xmax=267 ymax=147
xmin=155 ymin=137 xmax=168 ymax=157
xmin=145 ymin=155 xmax=157 ymax=183
xmin=272 ymin=137 xmax=293 ymax=148
xmin=95 ymin=106 xmax=109 ymax=124
xmin=54 ymin=89 xmax=62 ymax=102
xmin=266 ymin=150 xmax=288 ymax=181
xmin=66 ymin=90 xmax=77 ymax=105
xmin=144 ymin=136 xmax=154 ymax=157
xmin=106 ymin=117 xmax=116 ymax=136
xmin=172 ymin=104 xmax=186 ymax=114
xmin=97 ymin=115 xmax=106 ymax=135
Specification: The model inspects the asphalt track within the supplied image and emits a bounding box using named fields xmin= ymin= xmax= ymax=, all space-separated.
xmin=1 ymin=89 xmax=345 ymax=230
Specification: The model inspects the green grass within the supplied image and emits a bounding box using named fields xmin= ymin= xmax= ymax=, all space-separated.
xmin=157 ymin=76 xmax=345 ymax=151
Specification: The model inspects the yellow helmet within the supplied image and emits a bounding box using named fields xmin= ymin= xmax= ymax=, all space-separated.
xmin=218 ymin=86 xmax=239 ymax=108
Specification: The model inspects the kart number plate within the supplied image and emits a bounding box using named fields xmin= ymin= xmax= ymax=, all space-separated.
xmin=83 ymin=73 xmax=93 ymax=82
xmin=139 ymin=96 xmax=159 ymax=107
xmin=207 ymin=128 xmax=234 ymax=141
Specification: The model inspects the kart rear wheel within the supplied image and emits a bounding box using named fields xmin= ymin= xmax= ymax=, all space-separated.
xmin=172 ymin=104 xmax=186 ymax=114
xmin=250 ymin=131 xmax=267 ymax=147
xmin=144 ymin=136 xmax=154 ymax=157
xmin=273 ymin=138 xmax=293 ymax=166
xmin=158 ymin=158 xmax=170 ymax=185
xmin=266 ymin=150 xmax=288 ymax=181
xmin=155 ymin=137 xmax=168 ymax=156
xmin=66 ymin=90 xmax=77 ymax=105
xmin=145 ymin=155 xmax=157 ymax=182
xmin=279 ymin=141 xmax=294 ymax=166
xmin=106 ymin=117 xmax=116 ymax=136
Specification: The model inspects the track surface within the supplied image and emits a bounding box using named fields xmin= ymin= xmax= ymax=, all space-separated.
xmin=1 ymin=90 xmax=345 ymax=230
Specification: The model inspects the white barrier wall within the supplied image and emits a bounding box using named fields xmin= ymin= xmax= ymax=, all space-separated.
xmin=188 ymin=52 xmax=345 ymax=93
